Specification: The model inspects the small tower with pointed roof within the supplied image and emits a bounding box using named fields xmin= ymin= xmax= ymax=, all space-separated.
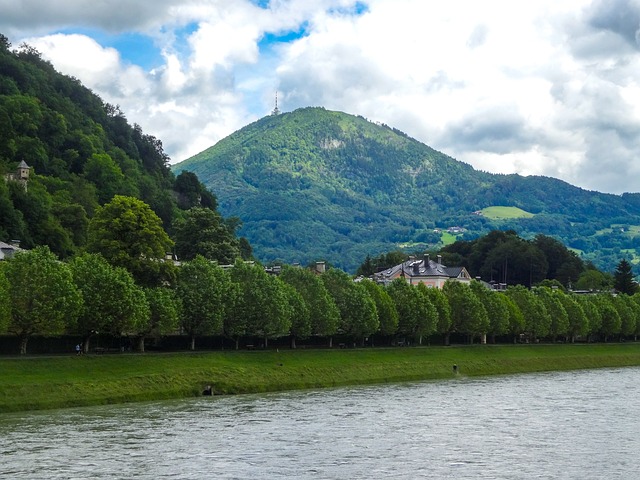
xmin=17 ymin=160 xmax=30 ymax=181
xmin=4 ymin=160 xmax=31 ymax=190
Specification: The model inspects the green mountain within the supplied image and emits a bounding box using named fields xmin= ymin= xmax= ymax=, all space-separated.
xmin=0 ymin=36 xmax=222 ymax=258
xmin=174 ymin=107 xmax=640 ymax=273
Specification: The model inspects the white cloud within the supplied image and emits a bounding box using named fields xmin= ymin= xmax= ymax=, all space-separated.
xmin=5 ymin=0 xmax=640 ymax=193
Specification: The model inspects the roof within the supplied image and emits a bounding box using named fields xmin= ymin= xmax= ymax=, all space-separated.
xmin=373 ymin=256 xmax=470 ymax=283
xmin=0 ymin=241 xmax=22 ymax=260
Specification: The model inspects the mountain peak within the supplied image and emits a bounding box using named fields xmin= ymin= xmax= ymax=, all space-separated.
xmin=174 ymin=108 xmax=640 ymax=272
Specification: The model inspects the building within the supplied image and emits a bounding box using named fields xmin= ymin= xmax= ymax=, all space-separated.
xmin=0 ymin=240 xmax=22 ymax=260
xmin=373 ymin=254 xmax=472 ymax=288
xmin=4 ymin=160 xmax=31 ymax=190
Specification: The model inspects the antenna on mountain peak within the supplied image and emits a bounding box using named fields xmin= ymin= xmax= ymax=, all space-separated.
xmin=271 ymin=91 xmax=280 ymax=116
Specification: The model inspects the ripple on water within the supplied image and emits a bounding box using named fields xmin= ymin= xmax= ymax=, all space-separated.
xmin=2 ymin=367 xmax=640 ymax=479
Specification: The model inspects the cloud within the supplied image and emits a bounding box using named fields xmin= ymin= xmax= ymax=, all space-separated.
xmin=4 ymin=0 xmax=640 ymax=193
xmin=0 ymin=0 xmax=177 ymax=36
xmin=586 ymin=0 xmax=640 ymax=48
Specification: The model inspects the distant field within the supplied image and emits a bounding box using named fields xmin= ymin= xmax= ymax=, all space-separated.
xmin=596 ymin=224 xmax=640 ymax=236
xmin=441 ymin=232 xmax=458 ymax=245
xmin=481 ymin=206 xmax=535 ymax=219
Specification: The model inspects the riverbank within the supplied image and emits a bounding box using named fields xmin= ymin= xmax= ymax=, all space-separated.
xmin=3 ymin=343 xmax=640 ymax=413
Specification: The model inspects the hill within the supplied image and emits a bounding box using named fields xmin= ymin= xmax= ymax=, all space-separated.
xmin=174 ymin=107 xmax=640 ymax=272
xmin=0 ymin=35 xmax=225 ymax=258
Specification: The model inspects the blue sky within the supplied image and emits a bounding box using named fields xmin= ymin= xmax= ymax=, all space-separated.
xmin=1 ymin=0 xmax=640 ymax=194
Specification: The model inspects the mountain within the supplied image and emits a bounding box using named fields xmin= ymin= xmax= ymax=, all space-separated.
xmin=175 ymin=109 xmax=640 ymax=273
xmin=0 ymin=36 xmax=221 ymax=258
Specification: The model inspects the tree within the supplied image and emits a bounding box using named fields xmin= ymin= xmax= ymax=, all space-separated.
xmin=281 ymin=281 xmax=311 ymax=349
xmin=470 ymin=280 xmax=509 ymax=343
xmin=592 ymin=294 xmax=621 ymax=342
xmin=534 ymin=287 xmax=569 ymax=341
xmin=0 ymin=265 xmax=11 ymax=333
xmin=356 ymin=254 xmax=376 ymax=277
xmin=505 ymin=285 xmax=551 ymax=342
xmin=576 ymin=295 xmax=601 ymax=342
xmin=229 ymin=261 xmax=292 ymax=347
xmin=414 ymin=284 xmax=439 ymax=344
xmin=172 ymin=207 xmax=241 ymax=264
xmin=360 ymin=279 xmax=399 ymax=340
xmin=176 ymin=255 xmax=229 ymax=350
xmin=322 ymin=269 xmax=378 ymax=346
xmin=612 ymin=294 xmax=636 ymax=340
xmin=533 ymin=234 xmax=584 ymax=287
xmin=501 ymin=293 xmax=526 ymax=342
xmin=420 ymin=286 xmax=451 ymax=344
xmin=632 ymin=293 xmax=640 ymax=340
xmin=4 ymin=246 xmax=82 ymax=354
xmin=614 ymin=259 xmax=638 ymax=295
xmin=279 ymin=265 xmax=340 ymax=345
xmin=174 ymin=171 xmax=214 ymax=209
xmin=387 ymin=278 xmax=431 ymax=344
xmin=557 ymin=292 xmax=588 ymax=343
xmin=575 ymin=268 xmax=612 ymax=292
xmin=69 ymin=252 xmax=149 ymax=352
xmin=443 ymin=281 xmax=488 ymax=344
xmin=139 ymin=287 xmax=180 ymax=351
xmin=87 ymin=195 xmax=174 ymax=286
xmin=83 ymin=153 xmax=125 ymax=204
xmin=222 ymin=280 xmax=244 ymax=350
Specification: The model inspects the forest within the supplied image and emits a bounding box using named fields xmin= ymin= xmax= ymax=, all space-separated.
xmin=0 ymin=34 xmax=242 ymax=259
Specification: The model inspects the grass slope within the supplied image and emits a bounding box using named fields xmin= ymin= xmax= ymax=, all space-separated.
xmin=3 ymin=344 xmax=640 ymax=413
xmin=481 ymin=206 xmax=535 ymax=219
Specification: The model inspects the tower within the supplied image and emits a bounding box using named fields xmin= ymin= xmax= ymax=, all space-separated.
xmin=17 ymin=160 xmax=30 ymax=181
xmin=271 ymin=91 xmax=280 ymax=116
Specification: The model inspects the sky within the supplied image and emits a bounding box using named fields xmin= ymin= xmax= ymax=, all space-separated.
xmin=1 ymin=0 xmax=640 ymax=195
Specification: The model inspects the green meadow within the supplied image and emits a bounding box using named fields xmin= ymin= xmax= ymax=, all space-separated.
xmin=3 ymin=344 xmax=640 ymax=413
xmin=481 ymin=206 xmax=535 ymax=219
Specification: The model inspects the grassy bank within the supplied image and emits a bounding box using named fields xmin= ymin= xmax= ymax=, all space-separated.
xmin=3 ymin=343 xmax=640 ymax=413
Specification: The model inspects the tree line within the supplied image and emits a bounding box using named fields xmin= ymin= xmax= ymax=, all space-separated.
xmin=2 ymin=215 xmax=640 ymax=355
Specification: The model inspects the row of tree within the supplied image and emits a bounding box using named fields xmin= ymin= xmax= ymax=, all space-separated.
xmin=2 ymin=238 xmax=640 ymax=354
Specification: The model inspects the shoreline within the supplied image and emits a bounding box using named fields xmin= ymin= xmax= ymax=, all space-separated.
xmin=3 ymin=343 xmax=640 ymax=413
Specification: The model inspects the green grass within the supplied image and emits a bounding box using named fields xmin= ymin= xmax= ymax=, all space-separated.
xmin=3 ymin=344 xmax=640 ymax=413
xmin=441 ymin=232 xmax=458 ymax=245
xmin=481 ymin=206 xmax=535 ymax=219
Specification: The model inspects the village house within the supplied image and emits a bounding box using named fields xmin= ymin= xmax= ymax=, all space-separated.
xmin=373 ymin=254 xmax=472 ymax=288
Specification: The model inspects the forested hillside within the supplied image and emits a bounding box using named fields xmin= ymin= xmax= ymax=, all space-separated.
xmin=0 ymin=35 xmax=228 ymax=257
xmin=175 ymin=107 xmax=640 ymax=273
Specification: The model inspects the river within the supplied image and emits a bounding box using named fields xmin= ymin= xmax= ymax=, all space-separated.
xmin=2 ymin=367 xmax=640 ymax=479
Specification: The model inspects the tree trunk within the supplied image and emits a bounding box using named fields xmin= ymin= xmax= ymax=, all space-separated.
xmin=291 ymin=336 xmax=297 ymax=349
xmin=190 ymin=335 xmax=196 ymax=351
xmin=419 ymin=335 xmax=423 ymax=346
xmin=137 ymin=336 xmax=145 ymax=352
xmin=83 ymin=335 xmax=92 ymax=354
xmin=444 ymin=333 xmax=450 ymax=346
xmin=264 ymin=336 xmax=268 ymax=348
xmin=235 ymin=337 xmax=239 ymax=350
xmin=328 ymin=337 xmax=333 ymax=348
xmin=19 ymin=335 xmax=28 ymax=355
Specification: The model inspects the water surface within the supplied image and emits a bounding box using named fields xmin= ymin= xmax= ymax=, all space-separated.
xmin=2 ymin=367 xmax=639 ymax=479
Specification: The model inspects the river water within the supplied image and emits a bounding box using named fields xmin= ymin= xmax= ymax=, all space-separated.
xmin=2 ymin=367 xmax=640 ymax=479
